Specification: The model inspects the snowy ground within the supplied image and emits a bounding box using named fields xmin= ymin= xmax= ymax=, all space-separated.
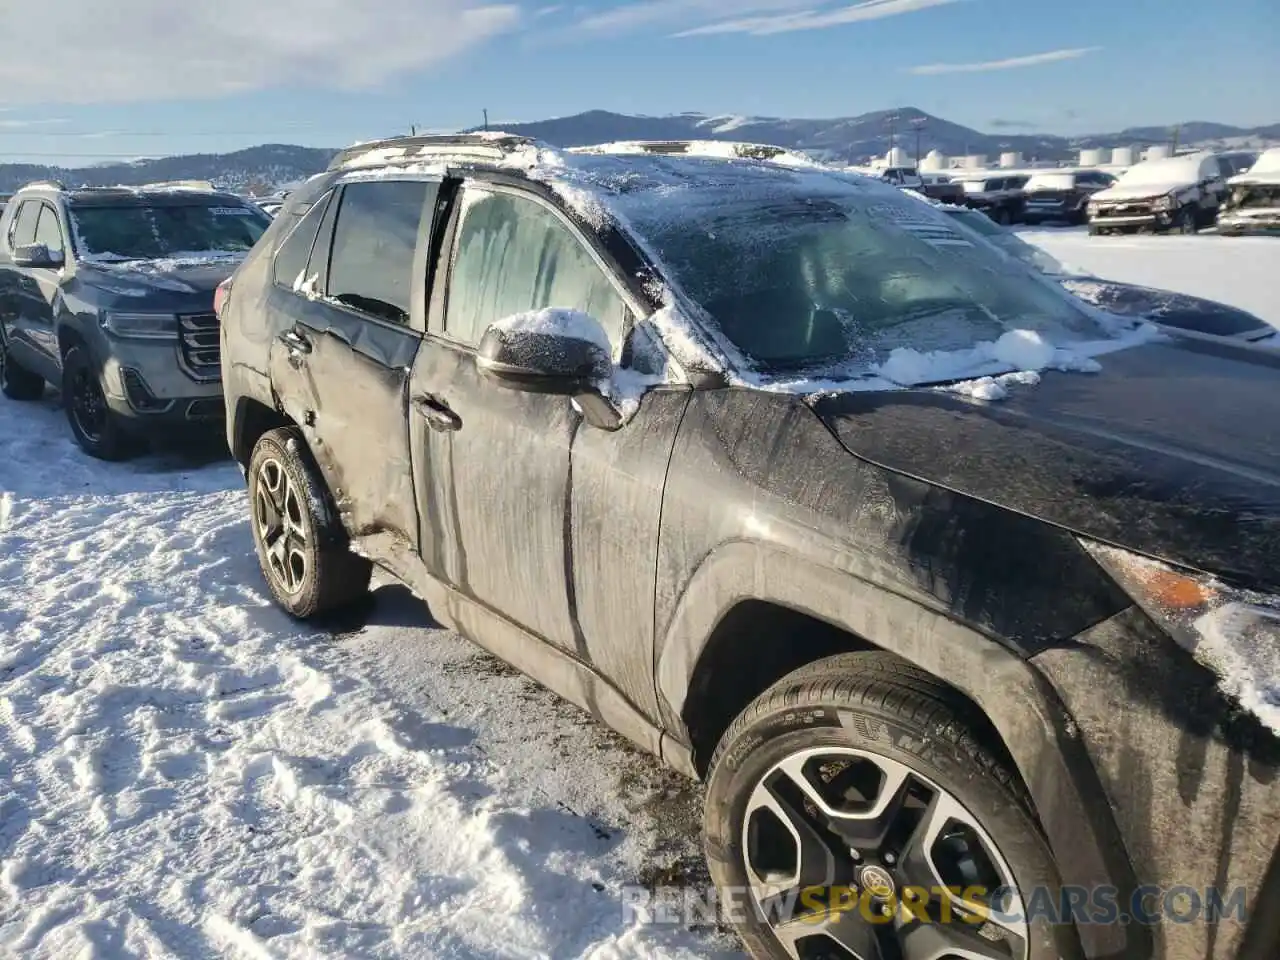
xmin=2 ymin=230 xmax=1276 ymax=959
xmin=0 ymin=397 xmax=733 ymax=957
xmin=1018 ymin=226 xmax=1280 ymax=328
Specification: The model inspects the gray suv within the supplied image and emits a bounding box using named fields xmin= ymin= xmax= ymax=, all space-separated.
xmin=0 ymin=180 xmax=271 ymax=459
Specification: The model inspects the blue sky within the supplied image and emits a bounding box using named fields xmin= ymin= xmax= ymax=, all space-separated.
xmin=0 ymin=0 xmax=1276 ymax=166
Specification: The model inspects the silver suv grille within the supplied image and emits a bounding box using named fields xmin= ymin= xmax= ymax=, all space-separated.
xmin=179 ymin=312 xmax=220 ymax=379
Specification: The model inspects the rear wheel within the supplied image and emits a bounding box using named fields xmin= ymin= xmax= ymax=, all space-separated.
xmin=1174 ymin=208 xmax=1197 ymax=235
xmin=61 ymin=345 xmax=139 ymax=460
xmin=247 ymin=426 xmax=372 ymax=619
xmin=704 ymin=653 xmax=1079 ymax=960
xmin=0 ymin=333 xmax=45 ymax=401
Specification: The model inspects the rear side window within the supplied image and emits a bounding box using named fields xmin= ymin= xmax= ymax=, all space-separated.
xmin=444 ymin=190 xmax=628 ymax=350
xmin=272 ymin=193 xmax=331 ymax=291
xmin=9 ymin=200 xmax=41 ymax=247
xmin=326 ymin=180 xmax=434 ymax=326
xmin=34 ymin=205 xmax=64 ymax=255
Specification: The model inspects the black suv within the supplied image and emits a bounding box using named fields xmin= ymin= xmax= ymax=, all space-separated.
xmin=0 ymin=180 xmax=271 ymax=459
xmin=1021 ymin=170 xmax=1117 ymax=225
xmin=954 ymin=173 xmax=1029 ymax=224
xmin=220 ymin=135 xmax=1279 ymax=960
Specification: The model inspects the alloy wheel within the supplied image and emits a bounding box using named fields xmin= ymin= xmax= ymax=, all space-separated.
xmin=742 ymin=746 xmax=1029 ymax=960
xmin=69 ymin=367 xmax=108 ymax=442
xmin=254 ymin=457 xmax=311 ymax=595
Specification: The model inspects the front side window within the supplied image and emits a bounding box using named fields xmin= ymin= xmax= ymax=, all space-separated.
xmin=10 ymin=200 xmax=40 ymax=248
xmin=70 ymin=201 xmax=270 ymax=261
xmin=325 ymin=180 xmax=433 ymax=326
xmin=445 ymin=189 xmax=628 ymax=349
xmin=619 ymin=181 xmax=1099 ymax=374
xmin=34 ymin=205 xmax=64 ymax=255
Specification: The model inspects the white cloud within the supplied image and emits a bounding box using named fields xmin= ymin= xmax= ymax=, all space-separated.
xmin=675 ymin=0 xmax=960 ymax=36
xmin=576 ymin=1 xmax=814 ymax=33
xmin=0 ymin=118 xmax=67 ymax=128
xmin=907 ymin=46 xmax=1101 ymax=75
xmin=0 ymin=1 xmax=519 ymax=105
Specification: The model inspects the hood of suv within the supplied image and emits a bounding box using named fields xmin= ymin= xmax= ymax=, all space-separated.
xmin=1059 ymin=278 xmax=1273 ymax=338
xmin=813 ymin=338 xmax=1280 ymax=592
xmin=77 ymin=255 xmax=242 ymax=298
xmin=1092 ymin=183 xmax=1183 ymax=203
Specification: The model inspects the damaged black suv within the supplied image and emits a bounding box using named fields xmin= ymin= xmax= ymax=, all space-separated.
xmin=220 ymin=135 xmax=1280 ymax=960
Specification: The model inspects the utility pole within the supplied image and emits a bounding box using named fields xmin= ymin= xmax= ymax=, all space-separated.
xmin=411 ymin=124 xmax=417 ymax=136
xmin=1170 ymin=123 xmax=1180 ymax=154
xmin=483 ymin=109 xmax=489 ymax=132
xmin=910 ymin=116 xmax=927 ymax=166
xmin=884 ymin=111 xmax=900 ymax=155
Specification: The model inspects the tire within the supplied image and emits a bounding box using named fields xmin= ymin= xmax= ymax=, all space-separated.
xmin=704 ymin=652 xmax=1081 ymax=960
xmin=1174 ymin=209 xmax=1197 ymax=235
xmin=0 ymin=333 xmax=45 ymax=401
xmin=1087 ymin=224 xmax=1102 ymax=237
xmin=61 ymin=344 xmax=139 ymax=460
xmin=246 ymin=426 xmax=372 ymax=619
xmin=994 ymin=208 xmax=1011 ymax=226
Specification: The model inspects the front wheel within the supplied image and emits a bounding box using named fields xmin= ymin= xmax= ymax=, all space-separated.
xmin=704 ymin=653 xmax=1080 ymax=960
xmin=61 ymin=345 xmax=139 ymax=460
xmin=247 ymin=426 xmax=372 ymax=619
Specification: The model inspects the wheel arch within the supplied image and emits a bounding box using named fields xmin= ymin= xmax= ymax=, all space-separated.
xmin=659 ymin=540 xmax=1138 ymax=958
xmin=231 ymin=395 xmax=294 ymax=466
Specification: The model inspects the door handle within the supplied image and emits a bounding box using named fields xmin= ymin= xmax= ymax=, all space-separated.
xmin=412 ymin=394 xmax=461 ymax=433
xmin=278 ymin=328 xmax=312 ymax=354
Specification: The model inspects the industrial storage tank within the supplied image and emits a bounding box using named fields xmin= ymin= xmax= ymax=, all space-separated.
xmin=999 ymin=152 xmax=1023 ymax=168
xmin=1111 ymin=146 xmax=1136 ymax=167
xmin=1145 ymin=144 xmax=1172 ymax=161
xmin=921 ymin=149 xmax=947 ymax=171
xmin=1079 ymin=148 xmax=1105 ymax=166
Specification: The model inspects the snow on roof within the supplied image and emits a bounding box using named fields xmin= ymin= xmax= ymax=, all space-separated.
xmin=1116 ymin=153 xmax=1211 ymax=186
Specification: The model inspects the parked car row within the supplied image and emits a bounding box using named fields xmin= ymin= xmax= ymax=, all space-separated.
xmin=877 ymin=148 xmax=1275 ymax=237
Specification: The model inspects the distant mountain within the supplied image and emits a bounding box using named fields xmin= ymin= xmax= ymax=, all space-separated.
xmin=467 ymin=109 xmax=1280 ymax=164
xmin=2 ymin=111 xmax=1276 ymax=193
xmin=0 ymin=144 xmax=335 ymax=194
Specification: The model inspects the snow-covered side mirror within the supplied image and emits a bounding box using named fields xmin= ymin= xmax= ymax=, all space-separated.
xmin=12 ymin=243 xmax=63 ymax=269
xmin=476 ymin=308 xmax=621 ymax=430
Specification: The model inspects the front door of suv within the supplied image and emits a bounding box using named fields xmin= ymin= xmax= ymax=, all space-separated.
xmin=409 ymin=182 xmax=687 ymax=720
xmin=265 ymin=177 xmax=439 ymax=546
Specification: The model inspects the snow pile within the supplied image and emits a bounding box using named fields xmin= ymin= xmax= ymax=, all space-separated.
xmin=876 ymin=329 xmax=1106 ymax=391
xmin=0 ymin=397 xmax=726 ymax=959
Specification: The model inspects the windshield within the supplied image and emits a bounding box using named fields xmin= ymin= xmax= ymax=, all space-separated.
xmin=624 ymin=184 xmax=1098 ymax=372
xmin=942 ymin=208 xmax=1070 ymax=276
xmin=70 ymin=202 xmax=271 ymax=261
xmin=1024 ymin=173 xmax=1075 ymax=191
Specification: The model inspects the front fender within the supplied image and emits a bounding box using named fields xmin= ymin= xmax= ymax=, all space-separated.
xmin=658 ymin=540 xmax=1139 ymax=958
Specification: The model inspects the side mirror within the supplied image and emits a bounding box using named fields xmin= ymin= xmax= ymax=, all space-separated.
xmin=12 ymin=243 xmax=63 ymax=269
xmin=476 ymin=309 xmax=622 ymax=429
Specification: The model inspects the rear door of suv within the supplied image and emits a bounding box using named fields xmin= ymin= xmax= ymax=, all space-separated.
xmin=265 ymin=175 xmax=441 ymax=547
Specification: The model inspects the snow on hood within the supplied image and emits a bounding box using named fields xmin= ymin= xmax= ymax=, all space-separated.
xmin=78 ymin=251 xmax=245 ymax=294
xmin=1093 ymin=156 xmax=1210 ymax=201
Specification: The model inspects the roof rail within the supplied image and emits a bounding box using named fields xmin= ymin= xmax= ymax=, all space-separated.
xmin=572 ymin=140 xmax=799 ymax=162
xmin=21 ymin=179 xmax=67 ymax=191
xmin=329 ymin=133 xmax=538 ymax=171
